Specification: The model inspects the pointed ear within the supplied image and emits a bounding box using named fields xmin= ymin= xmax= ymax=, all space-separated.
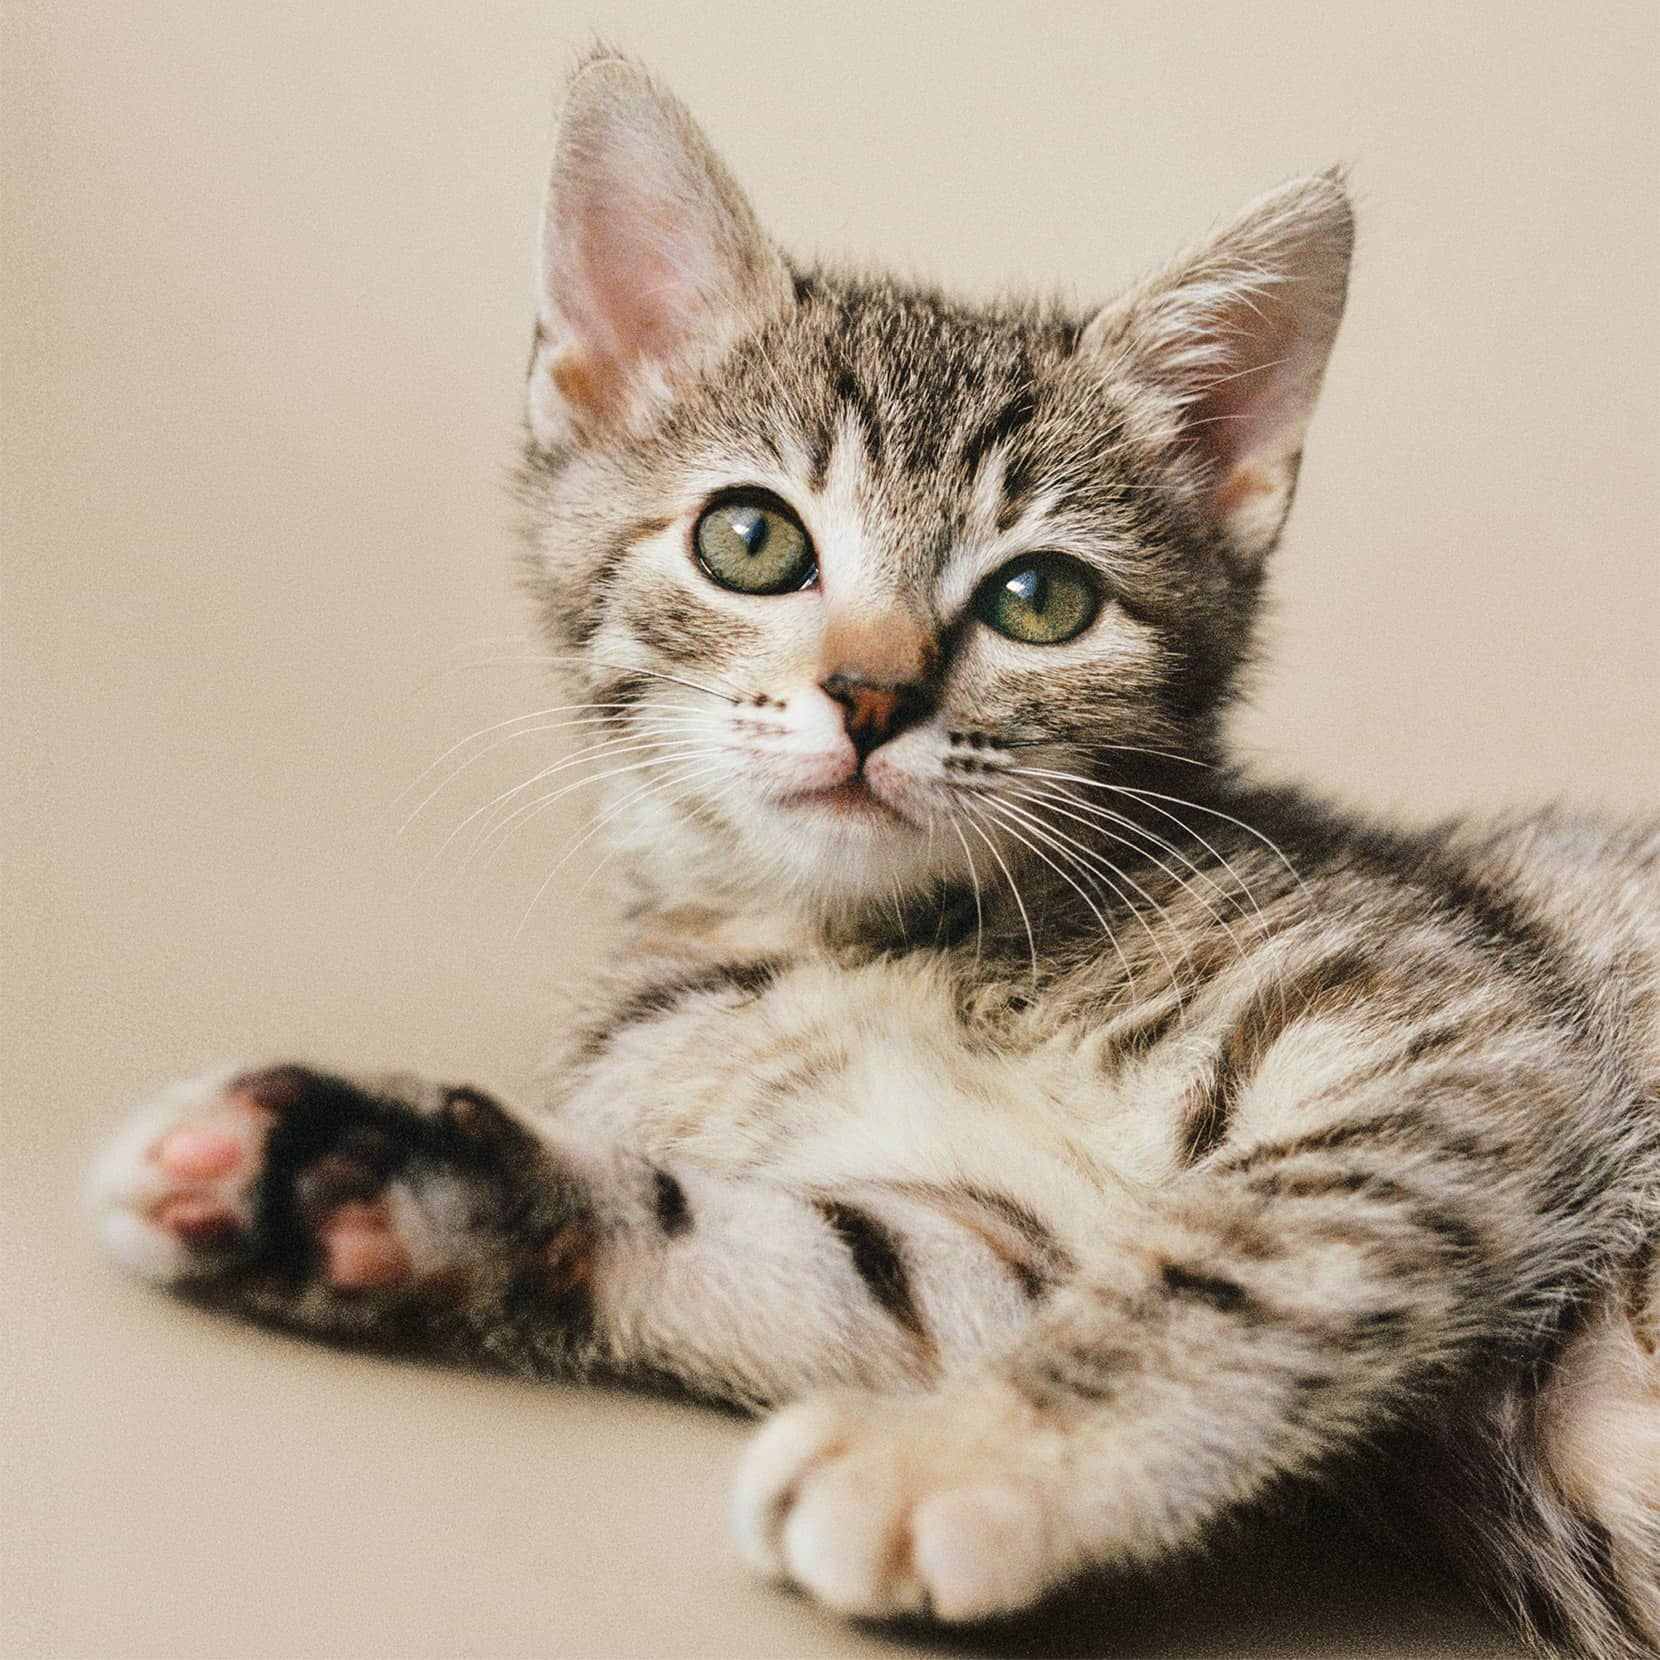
xmin=528 ymin=56 xmax=795 ymax=447
xmin=1081 ymin=172 xmax=1353 ymax=570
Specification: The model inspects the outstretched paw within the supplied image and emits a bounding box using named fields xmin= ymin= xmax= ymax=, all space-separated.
xmin=93 ymin=1066 xmax=296 ymax=1282
xmin=90 ymin=1065 xmax=581 ymax=1314
xmin=730 ymin=1384 xmax=1079 ymax=1622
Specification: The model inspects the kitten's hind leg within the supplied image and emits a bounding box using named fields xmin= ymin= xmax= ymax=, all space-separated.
xmin=90 ymin=1064 xmax=596 ymax=1367
xmin=1529 ymin=1242 xmax=1660 ymax=1648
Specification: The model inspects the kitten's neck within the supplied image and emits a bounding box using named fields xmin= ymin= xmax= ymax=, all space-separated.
xmin=612 ymin=877 xmax=968 ymax=959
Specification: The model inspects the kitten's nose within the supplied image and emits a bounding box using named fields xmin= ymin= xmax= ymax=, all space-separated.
xmin=821 ymin=672 xmax=929 ymax=762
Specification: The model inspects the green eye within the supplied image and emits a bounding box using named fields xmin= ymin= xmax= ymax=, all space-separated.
xmin=973 ymin=553 xmax=1100 ymax=644
xmin=694 ymin=491 xmax=816 ymax=595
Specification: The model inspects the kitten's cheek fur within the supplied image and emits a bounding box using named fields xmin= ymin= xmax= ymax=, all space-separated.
xmin=862 ymin=744 xmax=933 ymax=818
xmin=743 ymin=693 xmax=860 ymax=798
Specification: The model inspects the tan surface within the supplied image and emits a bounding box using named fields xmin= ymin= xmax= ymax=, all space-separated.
xmin=4 ymin=3 xmax=1655 ymax=1656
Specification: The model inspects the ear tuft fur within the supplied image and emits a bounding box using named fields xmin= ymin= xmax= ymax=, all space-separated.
xmin=1083 ymin=170 xmax=1354 ymax=569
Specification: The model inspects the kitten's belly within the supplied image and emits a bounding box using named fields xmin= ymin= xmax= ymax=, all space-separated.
xmin=553 ymin=953 xmax=1169 ymax=1248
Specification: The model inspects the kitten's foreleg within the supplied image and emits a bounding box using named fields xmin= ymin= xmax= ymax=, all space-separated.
xmin=91 ymin=1065 xmax=955 ymax=1401
xmin=731 ymin=1153 xmax=1539 ymax=1622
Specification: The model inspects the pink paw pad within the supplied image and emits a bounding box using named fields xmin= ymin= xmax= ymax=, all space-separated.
xmin=318 ymin=1201 xmax=412 ymax=1289
xmin=153 ymin=1124 xmax=245 ymax=1181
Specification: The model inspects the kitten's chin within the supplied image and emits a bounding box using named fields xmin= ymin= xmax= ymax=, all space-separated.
xmin=601 ymin=775 xmax=956 ymax=923
xmin=733 ymin=794 xmax=950 ymax=920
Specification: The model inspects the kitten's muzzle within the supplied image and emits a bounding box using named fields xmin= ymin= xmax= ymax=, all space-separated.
xmin=821 ymin=673 xmax=932 ymax=763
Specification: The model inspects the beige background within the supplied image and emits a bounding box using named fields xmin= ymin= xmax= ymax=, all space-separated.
xmin=4 ymin=2 xmax=1655 ymax=1657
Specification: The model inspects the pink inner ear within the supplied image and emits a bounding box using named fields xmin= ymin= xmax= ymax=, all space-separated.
xmin=565 ymin=179 xmax=706 ymax=375
xmin=1179 ymin=287 xmax=1310 ymax=479
xmin=534 ymin=65 xmax=792 ymax=441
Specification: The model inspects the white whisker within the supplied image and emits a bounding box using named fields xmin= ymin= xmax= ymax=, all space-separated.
xmin=957 ymin=801 xmax=1037 ymax=985
xmin=990 ymin=790 xmax=1193 ymax=997
xmin=1001 ymin=736 xmax=1211 ymax=769
xmin=572 ymin=764 xmax=736 ymax=907
xmin=512 ymin=757 xmax=730 ymax=939
xmin=414 ymin=650 xmax=749 ymax=706
xmin=975 ymin=795 xmax=1142 ymax=1001
xmin=946 ymin=810 xmax=986 ymax=965
xmin=411 ymin=733 xmax=720 ymax=890
xmin=1003 ymin=781 xmax=1253 ymax=968
xmin=470 ymin=741 xmax=725 ymax=870
xmin=396 ymin=706 xmax=708 ymax=830
xmin=1009 ymin=766 xmax=1288 ymax=924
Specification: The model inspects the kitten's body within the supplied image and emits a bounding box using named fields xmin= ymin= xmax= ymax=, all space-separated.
xmin=92 ymin=57 xmax=1658 ymax=1657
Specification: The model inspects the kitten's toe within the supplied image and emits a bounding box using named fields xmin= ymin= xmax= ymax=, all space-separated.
xmin=91 ymin=1065 xmax=426 ymax=1294
xmin=730 ymin=1393 xmax=862 ymax=1582
xmin=91 ymin=1069 xmax=272 ymax=1281
xmin=730 ymin=1386 xmax=1062 ymax=1622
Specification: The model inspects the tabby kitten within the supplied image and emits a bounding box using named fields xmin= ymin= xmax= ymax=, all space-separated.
xmin=91 ymin=55 xmax=1659 ymax=1657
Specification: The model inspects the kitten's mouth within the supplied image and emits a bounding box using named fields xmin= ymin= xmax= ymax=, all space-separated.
xmin=785 ymin=777 xmax=913 ymax=827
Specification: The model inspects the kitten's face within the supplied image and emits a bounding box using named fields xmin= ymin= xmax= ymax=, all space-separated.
xmin=517 ymin=59 xmax=1350 ymax=920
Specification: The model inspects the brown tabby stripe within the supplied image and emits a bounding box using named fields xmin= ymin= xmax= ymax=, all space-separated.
xmin=959 ymin=1184 xmax=1073 ymax=1269
xmin=566 ymin=515 xmax=674 ymax=646
xmin=1217 ymin=1107 xmax=1513 ymax=1179
xmin=650 ymin=1168 xmax=692 ymax=1237
xmin=1010 ymin=1335 xmax=1138 ymax=1409
xmin=591 ymin=671 xmax=652 ymax=728
xmin=959 ymin=385 xmax=1039 ymax=479
xmin=1175 ymin=949 xmax=1414 ymax=1170
xmin=831 ymin=361 xmax=884 ymax=466
xmin=1217 ymin=1112 xmax=1420 ymax=1174
xmin=1624 ymin=1236 xmax=1657 ymax=1354
xmin=619 ymin=590 xmax=759 ymax=669
xmin=1097 ymin=998 xmax=1184 ymax=1072
xmin=575 ymin=959 xmax=785 ymax=1062
xmin=1158 ymin=1260 xmax=1256 ymax=1314
xmin=751 ymin=1048 xmax=852 ymax=1107
xmin=1176 ymin=1079 xmax=1232 ymax=1170
xmin=1247 ymin=1165 xmax=1487 ymax=1258
xmin=812 ymin=1199 xmax=928 ymax=1344
xmin=891 ymin=1179 xmax=1075 ymax=1298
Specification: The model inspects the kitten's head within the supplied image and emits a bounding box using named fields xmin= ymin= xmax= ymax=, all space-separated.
xmin=516 ymin=56 xmax=1351 ymax=923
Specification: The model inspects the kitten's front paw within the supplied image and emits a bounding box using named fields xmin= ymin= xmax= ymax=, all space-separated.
xmin=92 ymin=1067 xmax=298 ymax=1283
xmin=730 ymin=1384 xmax=1074 ymax=1622
xmin=90 ymin=1064 xmax=571 ymax=1305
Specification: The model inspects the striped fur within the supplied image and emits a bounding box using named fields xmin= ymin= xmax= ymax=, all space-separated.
xmin=91 ymin=56 xmax=1657 ymax=1656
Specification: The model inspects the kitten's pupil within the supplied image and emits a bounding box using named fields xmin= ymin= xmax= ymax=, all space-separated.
xmin=730 ymin=505 xmax=767 ymax=556
xmin=1006 ymin=567 xmax=1047 ymax=609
